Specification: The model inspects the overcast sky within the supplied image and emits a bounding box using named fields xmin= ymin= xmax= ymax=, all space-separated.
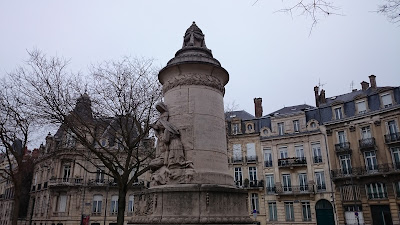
xmin=1 ymin=1 xmax=399 ymax=119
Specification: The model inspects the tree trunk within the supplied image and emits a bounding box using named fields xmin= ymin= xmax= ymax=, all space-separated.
xmin=117 ymin=184 xmax=127 ymax=225
xmin=12 ymin=188 xmax=21 ymax=225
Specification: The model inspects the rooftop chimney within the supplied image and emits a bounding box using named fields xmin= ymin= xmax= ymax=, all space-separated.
xmin=361 ymin=81 xmax=369 ymax=91
xmin=369 ymin=75 xmax=377 ymax=89
xmin=254 ymin=98 xmax=263 ymax=118
xmin=320 ymin=89 xmax=326 ymax=104
xmin=314 ymin=86 xmax=320 ymax=107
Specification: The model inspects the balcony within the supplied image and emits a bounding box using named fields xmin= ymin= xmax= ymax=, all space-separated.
xmin=335 ymin=142 xmax=352 ymax=155
xmin=359 ymin=138 xmax=376 ymax=151
xmin=367 ymin=192 xmax=388 ymax=200
xmin=243 ymin=179 xmax=264 ymax=189
xmin=316 ymin=184 xmax=326 ymax=192
xmin=266 ymin=186 xmax=276 ymax=193
xmin=278 ymin=157 xmax=307 ymax=168
xmin=331 ymin=163 xmax=400 ymax=180
xmin=313 ymin=156 xmax=323 ymax=164
xmin=230 ymin=156 xmax=243 ymax=164
xmin=264 ymin=160 xmax=273 ymax=168
xmin=385 ymin=132 xmax=400 ymax=144
xmin=49 ymin=177 xmax=84 ymax=187
xmin=275 ymin=184 xmax=314 ymax=195
xmin=245 ymin=155 xmax=258 ymax=163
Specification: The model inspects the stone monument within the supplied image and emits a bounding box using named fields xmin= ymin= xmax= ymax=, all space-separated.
xmin=129 ymin=22 xmax=252 ymax=225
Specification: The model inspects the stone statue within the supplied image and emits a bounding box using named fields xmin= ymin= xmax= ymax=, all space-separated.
xmin=182 ymin=21 xmax=208 ymax=48
xmin=149 ymin=102 xmax=194 ymax=186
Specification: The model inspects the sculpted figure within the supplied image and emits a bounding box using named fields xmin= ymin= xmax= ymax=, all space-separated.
xmin=149 ymin=102 xmax=194 ymax=186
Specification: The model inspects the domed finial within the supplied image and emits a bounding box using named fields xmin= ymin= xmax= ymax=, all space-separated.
xmin=182 ymin=22 xmax=207 ymax=49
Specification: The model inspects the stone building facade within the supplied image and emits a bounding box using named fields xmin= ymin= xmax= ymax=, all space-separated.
xmin=226 ymin=100 xmax=335 ymax=225
xmin=312 ymin=75 xmax=400 ymax=225
xmin=27 ymin=95 xmax=149 ymax=225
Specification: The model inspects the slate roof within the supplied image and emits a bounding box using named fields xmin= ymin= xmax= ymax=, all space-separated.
xmin=320 ymin=86 xmax=393 ymax=107
xmin=225 ymin=110 xmax=255 ymax=121
xmin=269 ymin=104 xmax=315 ymax=116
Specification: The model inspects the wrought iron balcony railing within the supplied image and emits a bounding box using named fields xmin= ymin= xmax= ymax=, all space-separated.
xmin=385 ymin=132 xmax=400 ymax=144
xmin=264 ymin=160 xmax=273 ymax=167
xmin=278 ymin=157 xmax=307 ymax=167
xmin=230 ymin=156 xmax=243 ymax=164
xmin=49 ymin=177 xmax=84 ymax=186
xmin=266 ymin=186 xmax=276 ymax=193
xmin=367 ymin=192 xmax=388 ymax=199
xmin=243 ymin=180 xmax=264 ymax=189
xmin=313 ymin=156 xmax=323 ymax=163
xmin=245 ymin=155 xmax=258 ymax=163
xmin=335 ymin=142 xmax=351 ymax=154
xmin=359 ymin=137 xmax=376 ymax=150
xmin=275 ymin=184 xmax=314 ymax=194
xmin=331 ymin=163 xmax=400 ymax=179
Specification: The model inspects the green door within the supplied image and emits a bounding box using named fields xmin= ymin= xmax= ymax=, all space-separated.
xmin=371 ymin=205 xmax=393 ymax=225
xmin=316 ymin=199 xmax=335 ymax=225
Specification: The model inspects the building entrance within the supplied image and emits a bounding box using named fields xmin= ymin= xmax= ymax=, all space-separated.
xmin=370 ymin=205 xmax=392 ymax=225
xmin=315 ymin=199 xmax=335 ymax=225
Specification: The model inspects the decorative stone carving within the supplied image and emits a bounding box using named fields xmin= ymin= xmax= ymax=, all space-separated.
xmin=149 ymin=102 xmax=195 ymax=186
xmin=135 ymin=192 xmax=154 ymax=216
xmin=326 ymin=129 xmax=332 ymax=136
xmin=162 ymin=73 xmax=225 ymax=94
xmin=349 ymin=125 xmax=356 ymax=132
xmin=374 ymin=120 xmax=381 ymax=126
xmin=183 ymin=21 xmax=208 ymax=49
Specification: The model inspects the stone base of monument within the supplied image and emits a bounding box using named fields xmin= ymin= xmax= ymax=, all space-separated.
xmin=128 ymin=184 xmax=254 ymax=225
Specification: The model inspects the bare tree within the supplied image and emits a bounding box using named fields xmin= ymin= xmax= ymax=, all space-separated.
xmin=378 ymin=0 xmax=400 ymax=23
xmin=10 ymin=50 xmax=162 ymax=225
xmin=0 ymin=77 xmax=35 ymax=225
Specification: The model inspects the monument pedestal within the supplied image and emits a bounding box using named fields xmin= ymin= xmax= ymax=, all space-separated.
xmin=129 ymin=184 xmax=253 ymax=225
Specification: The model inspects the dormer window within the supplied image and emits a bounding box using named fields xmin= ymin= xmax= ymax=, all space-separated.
xmin=310 ymin=122 xmax=316 ymax=128
xmin=247 ymin=124 xmax=253 ymax=131
xmin=293 ymin=120 xmax=300 ymax=133
xmin=356 ymin=100 xmax=367 ymax=114
xmin=381 ymin=93 xmax=393 ymax=108
xmin=334 ymin=107 xmax=343 ymax=120
xmin=278 ymin=122 xmax=284 ymax=135
xmin=232 ymin=123 xmax=240 ymax=135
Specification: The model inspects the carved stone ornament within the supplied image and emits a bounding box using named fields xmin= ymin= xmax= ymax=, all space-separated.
xmin=374 ymin=120 xmax=381 ymax=126
xmin=162 ymin=73 xmax=225 ymax=94
xmin=134 ymin=193 xmax=154 ymax=216
xmin=326 ymin=129 xmax=332 ymax=136
xmin=349 ymin=126 xmax=356 ymax=132
xmin=149 ymin=102 xmax=195 ymax=186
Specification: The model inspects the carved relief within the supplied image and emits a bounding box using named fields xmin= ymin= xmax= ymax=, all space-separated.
xmin=162 ymin=73 xmax=225 ymax=94
xmin=135 ymin=193 xmax=154 ymax=216
xmin=149 ymin=102 xmax=195 ymax=186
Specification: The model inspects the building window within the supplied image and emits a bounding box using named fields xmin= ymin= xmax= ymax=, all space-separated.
xmin=295 ymin=145 xmax=304 ymax=159
xmin=262 ymin=129 xmax=268 ymax=135
xmin=263 ymin=148 xmax=272 ymax=167
xmin=388 ymin=120 xmax=398 ymax=135
xmin=265 ymin=174 xmax=275 ymax=193
xmin=247 ymin=124 xmax=253 ymax=132
xmin=356 ymin=100 xmax=367 ymax=114
xmin=338 ymin=131 xmax=346 ymax=144
xmin=310 ymin=122 xmax=317 ymax=128
xmin=364 ymin=151 xmax=378 ymax=172
xmin=65 ymin=132 xmax=76 ymax=147
xmin=279 ymin=147 xmax=288 ymax=159
xmin=293 ymin=120 xmax=300 ymax=132
xmin=96 ymin=166 xmax=104 ymax=183
xmin=366 ymin=183 xmax=387 ymax=199
xmin=249 ymin=167 xmax=257 ymax=183
xmin=251 ymin=193 xmax=259 ymax=213
xmin=282 ymin=174 xmax=292 ymax=192
xmin=128 ymin=195 xmax=134 ymax=212
xmin=234 ymin=167 xmax=243 ymax=187
xmin=340 ymin=154 xmax=352 ymax=175
xmin=302 ymin=202 xmax=312 ymax=221
xmin=381 ymin=93 xmax=393 ymax=108
xmin=285 ymin=202 xmax=294 ymax=221
xmin=110 ymin=195 xmax=118 ymax=213
xmin=92 ymin=195 xmax=102 ymax=213
xmin=232 ymin=123 xmax=240 ymax=135
xmin=62 ymin=165 xmax=71 ymax=182
xmin=361 ymin=126 xmax=371 ymax=139
xmin=299 ymin=173 xmax=308 ymax=191
xmin=392 ymin=147 xmax=400 ymax=169
xmin=268 ymin=202 xmax=277 ymax=221
xmin=312 ymin=143 xmax=322 ymax=163
xmin=315 ymin=171 xmax=326 ymax=191
xmin=232 ymin=144 xmax=242 ymax=162
xmin=334 ymin=107 xmax=343 ymax=119
xmin=57 ymin=194 xmax=67 ymax=212
xmin=246 ymin=143 xmax=256 ymax=162
xmin=278 ymin=122 xmax=284 ymax=135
